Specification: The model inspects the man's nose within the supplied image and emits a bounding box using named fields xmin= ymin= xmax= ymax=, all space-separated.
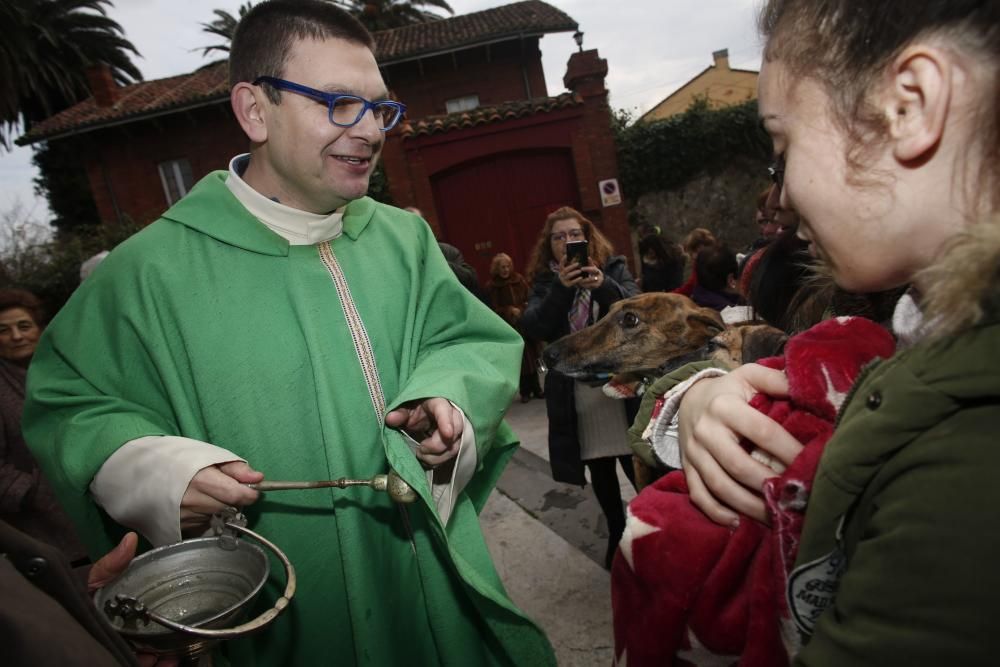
xmin=351 ymin=108 xmax=384 ymax=140
xmin=10 ymin=328 xmax=23 ymax=341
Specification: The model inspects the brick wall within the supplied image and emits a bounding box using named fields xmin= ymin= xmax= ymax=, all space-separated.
xmin=82 ymin=104 xmax=246 ymax=225
xmin=383 ymin=38 xmax=548 ymax=118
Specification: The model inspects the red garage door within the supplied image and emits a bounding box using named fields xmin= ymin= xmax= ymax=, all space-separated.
xmin=431 ymin=149 xmax=580 ymax=284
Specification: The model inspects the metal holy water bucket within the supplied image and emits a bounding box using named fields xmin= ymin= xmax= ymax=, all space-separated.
xmin=94 ymin=512 xmax=297 ymax=658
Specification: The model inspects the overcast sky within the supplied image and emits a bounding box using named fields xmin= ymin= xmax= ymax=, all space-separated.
xmin=0 ymin=0 xmax=764 ymax=225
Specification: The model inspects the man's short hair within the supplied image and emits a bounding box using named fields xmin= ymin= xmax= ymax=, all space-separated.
xmin=229 ymin=0 xmax=376 ymax=103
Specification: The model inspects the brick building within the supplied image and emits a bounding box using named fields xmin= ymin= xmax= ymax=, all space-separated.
xmin=20 ymin=0 xmax=631 ymax=281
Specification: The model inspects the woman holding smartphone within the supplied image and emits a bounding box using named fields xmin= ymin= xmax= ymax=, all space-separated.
xmin=522 ymin=206 xmax=640 ymax=569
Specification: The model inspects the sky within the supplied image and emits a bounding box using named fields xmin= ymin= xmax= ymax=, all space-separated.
xmin=0 ymin=0 xmax=764 ymax=226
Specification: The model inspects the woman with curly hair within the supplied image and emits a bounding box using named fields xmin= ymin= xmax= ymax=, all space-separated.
xmin=521 ymin=207 xmax=640 ymax=568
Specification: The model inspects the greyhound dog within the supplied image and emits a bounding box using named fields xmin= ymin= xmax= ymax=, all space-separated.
xmin=542 ymin=293 xmax=726 ymax=383
xmin=543 ymin=292 xmax=787 ymax=386
xmin=542 ymin=291 xmax=788 ymax=487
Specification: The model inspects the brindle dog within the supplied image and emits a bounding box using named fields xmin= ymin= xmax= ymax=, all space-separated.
xmin=542 ymin=293 xmax=726 ymax=382
xmin=543 ymin=292 xmax=788 ymax=381
xmin=542 ymin=292 xmax=788 ymax=488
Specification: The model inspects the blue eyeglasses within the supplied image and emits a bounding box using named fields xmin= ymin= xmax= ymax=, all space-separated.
xmin=253 ymin=76 xmax=407 ymax=131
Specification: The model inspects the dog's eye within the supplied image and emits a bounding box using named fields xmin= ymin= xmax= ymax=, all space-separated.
xmin=622 ymin=312 xmax=640 ymax=328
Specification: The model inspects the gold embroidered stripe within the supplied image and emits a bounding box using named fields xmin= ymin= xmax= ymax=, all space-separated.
xmin=318 ymin=240 xmax=386 ymax=421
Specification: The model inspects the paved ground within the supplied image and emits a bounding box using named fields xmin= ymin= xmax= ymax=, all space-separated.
xmin=479 ymin=396 xmax=636 ymax=666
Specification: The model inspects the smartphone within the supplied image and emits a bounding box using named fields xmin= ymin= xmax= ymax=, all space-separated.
xmin=565 ymin=240 xmax=589 ymax=267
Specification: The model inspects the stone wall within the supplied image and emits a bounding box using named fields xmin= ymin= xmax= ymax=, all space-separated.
xmin=630 ymin=156 xmax=771 ymax=255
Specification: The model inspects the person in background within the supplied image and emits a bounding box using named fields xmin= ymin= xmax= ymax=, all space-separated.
xmin=754 ymin=186 xmax=781 ymax=248
xmin=670 ymin=0 xmax=1000 ymax=662
xmin=691 ymin=242 xmax=743 ymax=311
xmin=2 ymin=519 xmax=178 ymax=666
xmin=438 ymin=241 xmax=490 ymax=305
xmin=22 ymin=2 xmax=554 ymax=665
xmin=486 ymin=252 xmax=544 ymax=403
xmin=672 ymin=227 xmax=717 ymax=297
xmin=0 ymin=288 xmax=88 ymax=565
xmin=637 ymin=233 xmax=685 ymax=292
xmin=521 ymin=206 xmax=640 ymax=569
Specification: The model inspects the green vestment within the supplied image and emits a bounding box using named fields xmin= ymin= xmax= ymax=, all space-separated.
xmin=24 ymin=172 xmax=556 ymax=666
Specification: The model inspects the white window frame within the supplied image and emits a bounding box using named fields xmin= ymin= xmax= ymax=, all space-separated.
xmin=157 ymin=158 xmax=194 ymax=206
xmin=445 ymin=94 xmax=480 ymax=114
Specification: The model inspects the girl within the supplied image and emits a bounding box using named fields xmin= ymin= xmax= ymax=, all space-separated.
xmin=671 ymin=0 xmax=999 ymax=662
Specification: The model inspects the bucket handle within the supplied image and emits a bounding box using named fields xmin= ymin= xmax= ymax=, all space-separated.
xmin=138 ymin=522 xmax=297 ymax=640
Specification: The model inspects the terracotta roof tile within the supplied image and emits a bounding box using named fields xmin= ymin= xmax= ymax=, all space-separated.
xmin=375 ymin=0 xmax=576 ymax=63
xmin=400 ymin=91 xmax=582 ymax=138
xmin=19 ymin=61 xmax=230 ymax=144
xmin=19 ymin=0 xmax=576 ymax=145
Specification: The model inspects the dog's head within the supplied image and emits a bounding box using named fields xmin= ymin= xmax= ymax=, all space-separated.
xmin=654 ymin=321 xmax=789 ymax=376
xmin=543 ymin=292 xmax=725 ymax=380
xmin=704 ymin=322 xmax=789 ymax=369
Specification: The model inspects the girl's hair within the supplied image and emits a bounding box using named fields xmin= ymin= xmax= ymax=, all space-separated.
xmin=638 ymin=234 xmax=684 ymax=267
xmin=526 ymin=207 xmax=615 ymax=281
xmin=759 ymin=0 xmax=1000 ymax=211
xmin=682 ymin=227 xmax=717 ymax=257
xmin=0 ymin=288 xmax=45 ymax=327
xmin=489 ymin=252 xmax=513 ymax=278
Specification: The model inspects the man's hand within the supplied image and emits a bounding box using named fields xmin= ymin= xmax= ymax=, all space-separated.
xmin=88 ymin=533 xmax=180 ymax=667
xmin=386 ymin=398 xmax=464 ymax=468
xmin=678 ymin=364 xmax=802 ymax=526
xmin=180 ymin=462 xmax=263 ymax=533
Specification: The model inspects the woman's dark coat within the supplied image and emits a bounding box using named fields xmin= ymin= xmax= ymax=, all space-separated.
xmin=521 ymin=256 xmax=640 ymax=484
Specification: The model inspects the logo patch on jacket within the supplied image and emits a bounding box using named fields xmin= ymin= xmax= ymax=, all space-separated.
xmin=787 ymin=546 xmax=845 ymax=636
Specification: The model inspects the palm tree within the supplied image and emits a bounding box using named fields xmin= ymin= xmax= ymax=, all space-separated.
xmin=0 ymin=0 xmax=141 ymax=149
xmin=336 ymin=0 xmax=454 ymax=31
xmin=197 ymin=0 xmax=454 ymax=57
xmin=199 ymin=2 xmax=256 ymax=57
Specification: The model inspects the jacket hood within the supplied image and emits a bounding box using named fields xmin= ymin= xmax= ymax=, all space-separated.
xmin=917 ymin=215 xmax=1000 ymax=338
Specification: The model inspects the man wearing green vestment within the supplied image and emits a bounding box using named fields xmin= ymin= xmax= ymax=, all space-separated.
xmin=22 ymin=1 xmax=556 ymax=665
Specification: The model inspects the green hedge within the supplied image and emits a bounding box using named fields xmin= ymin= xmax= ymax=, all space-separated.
xmin=613 ymin=98 xmax=772 ymax=202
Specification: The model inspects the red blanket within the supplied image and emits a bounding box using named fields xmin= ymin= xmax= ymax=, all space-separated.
xmin=612 ymin=317 xmax=895 ymax=666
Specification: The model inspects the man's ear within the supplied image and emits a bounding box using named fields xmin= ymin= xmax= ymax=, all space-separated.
xmin=885 ymin=45 xmax=950 ymax=163
xmin=231 ymin=83 xmax=268 ymax=143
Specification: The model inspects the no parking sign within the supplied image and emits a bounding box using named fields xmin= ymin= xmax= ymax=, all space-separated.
xmin=598 ymin=178 xmax=621 ymax=207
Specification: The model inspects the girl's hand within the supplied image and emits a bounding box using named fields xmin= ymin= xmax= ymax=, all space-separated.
xmin=678 ymin=364 xmax=803 ymax=526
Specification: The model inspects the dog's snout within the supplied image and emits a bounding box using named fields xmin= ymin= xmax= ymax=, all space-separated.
xmin=542 ymin=345 xmax=560 ymax=368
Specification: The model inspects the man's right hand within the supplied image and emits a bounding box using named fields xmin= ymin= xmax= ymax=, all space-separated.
xmin=677 ymin=364 xmax=802 ymax=526
xmin=180 ymin=461 xmax=263 ymax=534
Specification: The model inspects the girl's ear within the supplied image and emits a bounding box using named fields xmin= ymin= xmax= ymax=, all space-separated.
xmin=231 ymin=82 xmax=268 ymax=143
xmin=885 ymin=45 xmax=951 ymax=163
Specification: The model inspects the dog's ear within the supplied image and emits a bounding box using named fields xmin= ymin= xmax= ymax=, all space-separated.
xmin=686 ymin=309 xmax=725 ymax=338
xmin=740 ymin=326 xmax=789 ymax=363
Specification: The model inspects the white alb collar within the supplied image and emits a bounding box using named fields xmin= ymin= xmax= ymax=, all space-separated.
xmin=225 ymin=154 xmax=344 ymax=245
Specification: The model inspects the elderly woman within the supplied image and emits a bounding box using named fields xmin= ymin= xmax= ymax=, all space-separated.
xmin=0 ymin=289 xmax=87 ymax=564
xmin=521 ymin=206 xmax=640 ymax=569
xmin=486 ymin=253 xmax=543 ymax=402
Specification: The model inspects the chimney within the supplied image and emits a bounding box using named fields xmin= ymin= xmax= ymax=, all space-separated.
xmin=712 ymin=48 xmax=730 ymax=70
xmin=85 ymin=63 xmax=119 ymax=107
